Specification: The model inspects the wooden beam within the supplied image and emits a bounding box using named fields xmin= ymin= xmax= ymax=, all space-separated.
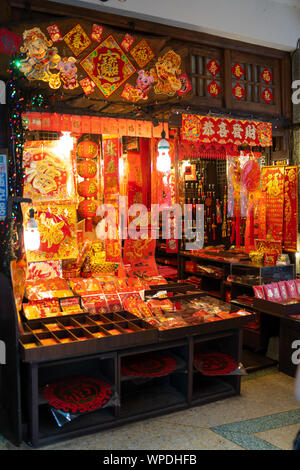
xmin=9 ymin=0 xmax=291 ymax=60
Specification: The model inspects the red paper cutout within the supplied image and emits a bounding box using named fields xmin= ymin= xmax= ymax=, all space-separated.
xmin=206 ymin=59 xmax=220 ymax=77
xmin=207 ymin=80 xmax=221 ymax=98
xmin=121 ymin=33 xmax=134 ymax=51
xmin=177 ymin=73 xmax=192 ymax=96
xmin=130 ymin=38 xmax=155 ymax=68
xmin=232 ymin=62 xmax=245 ymax=79
xmin=63 ymin=24 xmax=91 ymax=57
xmin=261 ymin=68 xmax=272 ymax=84
xmin=80 ymin=34 xmax=136 ymax=98
xmin=262 ymin=87 xmax=273 ymax=104
xmin=47 ymin=25 xmax=63 ymax=43
xmin=79 ymin=77 xmax=95 ymax=95
xmin=91 ymin=24 xmax=103 ymax=42
xmin=232 ymin=83 xmax=245 ymax=100
xmin=0 ymin=28 xmax=21 ymax=55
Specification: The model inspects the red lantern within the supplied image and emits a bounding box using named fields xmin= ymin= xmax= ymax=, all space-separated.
xmin=78 ymin=180 xmax=98 ymax=198
xmin=76 ymin=139 xmax=98 ymax=232
xmin=242 ymin=159 xmax=261 ymax=192
xmin=77 ymin=140 xmax=98 ymax=159
xmin=78 ymin=200 xmax=97 ymax=232
xmin=77 ymin=160 xmax=97 ymax=179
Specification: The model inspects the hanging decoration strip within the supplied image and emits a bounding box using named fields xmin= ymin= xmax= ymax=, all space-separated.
xmin=22 ymin=112 xmax=169 ymax=138
xmin=102 ymin=136 xmax=121 ymax=263
xmin=261 ymin=166 xmax=285 ymax=243
xmin=181 ymin=114 xmax=272 ymax=147
xmin=76 ymin=138 xmax=98 ymax=232
xmin=179 ymin=142 xmax=238 ymax=160
xmin=9 ymin=18 xmax=191 ymax=113
xmin=283 ymin=166 xmax=298 ymax=252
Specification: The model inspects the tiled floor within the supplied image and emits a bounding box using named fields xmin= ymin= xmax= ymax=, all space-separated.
xmin=1 ymin=367 xmax=299 ymax=451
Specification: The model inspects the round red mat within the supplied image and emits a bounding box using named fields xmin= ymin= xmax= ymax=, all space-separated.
xmin=42 ymin=376 xmax=112 ymax=414
xmin=121 ymin=352 xmax=177 ymax=378
xmin=193 ymin=352 xmax=238 ymax=376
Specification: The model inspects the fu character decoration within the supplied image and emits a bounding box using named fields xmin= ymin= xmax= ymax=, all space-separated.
xmin=77 ymin=139 xmax=98 ymax=232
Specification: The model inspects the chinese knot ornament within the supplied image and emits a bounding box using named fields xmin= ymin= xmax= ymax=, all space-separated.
xmin=76 ymin=139 xmax=98 ymax=232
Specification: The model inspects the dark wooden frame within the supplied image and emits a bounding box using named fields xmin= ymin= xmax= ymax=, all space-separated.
xmin=7 ymin=0 xmax=292 ymax=123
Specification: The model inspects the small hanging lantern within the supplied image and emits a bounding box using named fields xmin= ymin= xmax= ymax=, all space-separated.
xmin=76 ymin=138 xmax=98 ymax=232
xmin=24 ymin=208 xmax=40 ymax=251
xmin=156 ymin=130 xmax=171 ymax=173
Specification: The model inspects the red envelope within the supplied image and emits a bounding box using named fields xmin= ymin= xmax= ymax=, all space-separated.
xmin=263 ymin=284 xmax=275 ymax=301
xmin=285 ymin=280 xmax=298 ymax=299
xmin=278 ymin=281 xmax=289 ymax=301
xmin=253 ymin=285 xmax=265 ymax=299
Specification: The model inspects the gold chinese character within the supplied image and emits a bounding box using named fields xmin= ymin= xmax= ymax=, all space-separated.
xmin=99 ymin=52 xmax=120 ymax=82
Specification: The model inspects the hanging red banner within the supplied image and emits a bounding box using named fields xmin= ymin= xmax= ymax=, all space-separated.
xmin=181 ymin=114 xmax=272 ymax=146
xmin=179 ymin=141 xmax=238 ymax=160
xmin=103 ymin=137 xmax=119 ymax=196
xmin=103 ymin=137 xmax=121 ymax=262
xmin=262 ymin=166 xmax=285 ymax=242
xmin=283 ymin=166 xmax=298 ymax=252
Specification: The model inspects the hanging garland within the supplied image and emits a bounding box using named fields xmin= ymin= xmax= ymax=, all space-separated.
xmin=0 ymin=57 xmax=51 ymax=275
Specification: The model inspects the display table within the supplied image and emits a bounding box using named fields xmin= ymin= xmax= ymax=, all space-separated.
xmin=22 ymin=312 xmax=251 ymax=447
xmin=0 ymin=273 xmax=253 ymax=447
xmin=253 ymin=297 xmax=300 ymax=377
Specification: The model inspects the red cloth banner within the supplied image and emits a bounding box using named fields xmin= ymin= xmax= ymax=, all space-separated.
xmin=103 ymin=137 xmax=121 ymax=262
xmin=283 ymin=166 xmax=298 ymax=252
xmin=179 ymin=141 xmax=238 ymax=160
xmin=262 ymin=166 xmax=285 ymax=242
xmin=181 ymin=114 xmax=272 ymax=147
xmin=0 ymin=28 xmax=21 ymax=55
xmin=103 ymin=138 xmax=119 ymax=197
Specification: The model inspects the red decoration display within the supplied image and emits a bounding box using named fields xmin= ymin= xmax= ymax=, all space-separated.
xmin=181 ymin=114 xmax=272 ymax=146
xmin=262 ymin=88 xmax=273 ymax=104
xmin=283 ymin=166 xmax=298 ymax=252
xmin=206 ymin=59 xmax=221 ymax=77
xmin=76 ymin=139 xmax=98 ymax=232
xmin=77 ymin=160 xmax=97 ymax=179
xmin=121 ymin=352 xmax=177 ymax=378
xmin=232 ymin=62 xmax=245 ymax=79
xmin=80 ymin=34 xmax=136 ymax=98
xmin=63 ymin=23 xmax=91 ymax=57
xmin=77 ymin=180 xmax=98 ymax=198
xmin=193 ymin=352 xmax=238 ymax=376
xmin=42 ymin=376 xmax=112 ymax=413
xmin=232 ymin=83 xmax=245 ymax=100
xmin=262 ymin=166 xmax=285 ymax=242
xmin=241 ymin=159 xmax=261 ymax=192
xmin=261 ymin=68 xmax=272 ymax=84
xmin=0 ymin=28 xmax=21 ymax=55
xmin=207 ymin=80 xmax=221 ymax=98
xmin=76 ymin=139 xmax=98 ymax=159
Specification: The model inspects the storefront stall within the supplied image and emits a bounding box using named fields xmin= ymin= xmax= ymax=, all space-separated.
xmin=0 ymin=5 xmax=297 ymax=447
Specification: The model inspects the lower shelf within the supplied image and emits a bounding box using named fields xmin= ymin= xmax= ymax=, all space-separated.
xmin=120 ymin=378 xmax=187 ymax=418
xmin=191 ymin=373 xmax=238 ymax=405
xmin=37 ymin=403 xmax=116 ymax=443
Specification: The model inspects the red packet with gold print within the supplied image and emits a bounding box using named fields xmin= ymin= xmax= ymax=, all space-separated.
xmin=22 ymin=203 xmax=78 ymax=263
xmin=263 ymin=284 xmax=275 ymax=301
xmin=285 ymin=280 xmax=298 ymax=299
xmin=23 ymin=140 xmax=75 ymax=203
